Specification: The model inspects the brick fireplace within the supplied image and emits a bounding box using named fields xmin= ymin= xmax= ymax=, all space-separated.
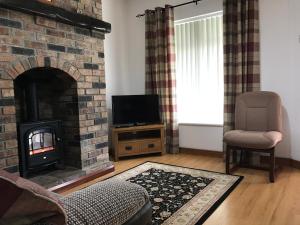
xmin=0 ymin=0 xmax=112 ymax=175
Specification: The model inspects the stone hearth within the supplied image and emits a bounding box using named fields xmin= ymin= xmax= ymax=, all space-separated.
xmin=29 ymin=166 xmax=86 ymax=189
xmin=0 ymin=0 xmax=111 ymax=174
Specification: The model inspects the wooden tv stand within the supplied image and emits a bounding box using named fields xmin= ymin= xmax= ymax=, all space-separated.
xmin=112 ymin=124 xmax=165 ymax=161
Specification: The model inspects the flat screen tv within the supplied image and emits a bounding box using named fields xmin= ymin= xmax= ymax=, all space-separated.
xmin=112 ymin=95 xmax=161 ymax=126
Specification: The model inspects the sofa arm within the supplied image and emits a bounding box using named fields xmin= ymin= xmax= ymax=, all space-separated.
xmin=60 ymin=179 xmax=150 ymax=225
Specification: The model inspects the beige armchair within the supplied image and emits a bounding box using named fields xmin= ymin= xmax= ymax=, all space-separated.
xmin=224 ymin=91 xmax=283 ymax=182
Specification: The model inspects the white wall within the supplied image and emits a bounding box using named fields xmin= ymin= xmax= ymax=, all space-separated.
xmin=102 ymin=0 xmax=129 ymax=109
xmin=103 ymin=0 xmax=300 ymax=160
xmin=260 ymin=0 xmax=300 ymax=160
xmin=290 ymin=0 xmax=300 ymax=161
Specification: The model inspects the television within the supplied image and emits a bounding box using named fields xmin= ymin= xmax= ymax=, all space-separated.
xmin=112 ymin=95 xmax=161 ymax=127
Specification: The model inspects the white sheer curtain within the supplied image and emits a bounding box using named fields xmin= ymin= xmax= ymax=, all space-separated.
xmin=175 ymin=12 xmax=224 ymax=125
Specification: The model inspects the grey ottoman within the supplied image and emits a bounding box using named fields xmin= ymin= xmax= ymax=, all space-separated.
xmin=61 ymin=179 xmax=152 ymax=225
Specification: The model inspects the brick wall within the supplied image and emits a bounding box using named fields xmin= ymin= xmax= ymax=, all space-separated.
xmin=0 ymin=0 xmax=111 ymax=173
xmin=50 ymin=0 xmax=102 ymax=19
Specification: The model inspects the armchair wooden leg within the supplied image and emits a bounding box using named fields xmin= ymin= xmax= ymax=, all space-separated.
xmin=226 ymin=146 xmax=231 ymax=174
xmin=269 ymin=149 xmax=275 ymax=183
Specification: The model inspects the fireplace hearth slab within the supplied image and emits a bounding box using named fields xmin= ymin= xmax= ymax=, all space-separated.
xmin=29 ymin=167 xmax=86 ymax=189
xmin=48 ymin=164 xmax=115 ymax=193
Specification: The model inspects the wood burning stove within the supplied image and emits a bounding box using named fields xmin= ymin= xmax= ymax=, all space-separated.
xmin=17 ymin=80 xmax=63 ymax=177
xmin=18 ymin=121 xmax=63 ymax=177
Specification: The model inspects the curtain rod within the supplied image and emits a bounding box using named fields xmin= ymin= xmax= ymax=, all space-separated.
xmin=136 ymin=0 xmax=202 ymax=18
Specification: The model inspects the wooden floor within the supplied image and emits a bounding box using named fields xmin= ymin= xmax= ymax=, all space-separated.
xmin=61 ymin=153 xmax=300 ymax=225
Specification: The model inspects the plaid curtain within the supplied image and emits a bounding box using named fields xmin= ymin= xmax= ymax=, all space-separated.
xmin=223 ymin=0 xmax=261 ymax=134
xmin=145 ymin=6 xmax=179 ymax=154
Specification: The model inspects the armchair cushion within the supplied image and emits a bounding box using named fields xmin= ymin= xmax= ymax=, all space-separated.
xmin=224 ymin=130 xmax=282 ymax=149
xmin=235 ymin=91 xmax=282 ymax=132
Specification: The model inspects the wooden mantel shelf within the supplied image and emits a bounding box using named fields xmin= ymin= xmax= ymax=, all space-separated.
xmin=0 ymin=0 xmax=111 ymax=33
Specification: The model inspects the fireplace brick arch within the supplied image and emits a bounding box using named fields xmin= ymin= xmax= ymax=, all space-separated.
xmin=0 ymin=54 xmax=110 ymax=173
xmin=5 ymin=56 xmax=82 ymax=81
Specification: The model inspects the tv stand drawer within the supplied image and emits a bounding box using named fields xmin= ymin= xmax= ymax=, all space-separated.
xmin=118 ymin=142 xmax=140 ymax=156
xmin=140 ymin=140 xmax=161 ymax=153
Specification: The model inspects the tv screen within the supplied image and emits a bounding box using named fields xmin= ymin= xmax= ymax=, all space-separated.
xmin=112 ymin=95 xmax=161 ymax=126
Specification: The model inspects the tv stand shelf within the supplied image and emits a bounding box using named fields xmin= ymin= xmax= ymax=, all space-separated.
xmin=112 ymin=124 xmax=165 ymax=161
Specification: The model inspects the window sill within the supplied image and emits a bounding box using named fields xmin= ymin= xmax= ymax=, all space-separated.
xmin=178 ymin=123 xmax=223 ymax=127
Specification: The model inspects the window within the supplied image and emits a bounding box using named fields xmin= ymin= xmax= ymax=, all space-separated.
xmin=175 ymin=12 xmax=224 ymax=125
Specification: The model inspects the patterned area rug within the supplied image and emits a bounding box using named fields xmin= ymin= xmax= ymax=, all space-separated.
xmin=113 ymin=162 xmax=243 ymax=225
